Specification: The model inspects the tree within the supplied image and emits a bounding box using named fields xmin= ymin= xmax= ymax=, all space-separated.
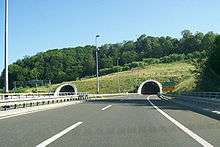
xmin=201 ymin=31 xmax=216 ymax=50
xmin=209 ymin=35 xmax=220 ymax=75
xmin=0 ymin=30 xmax=218 ymax=90
xmin=121 ymin=51 xmax=137 ymax=64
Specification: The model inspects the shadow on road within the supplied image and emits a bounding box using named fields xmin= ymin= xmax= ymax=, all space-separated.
xmin=86 ymin=96 xmax=220 ymax=121
xmin=87 ymin=98 xmax=188 ymax=110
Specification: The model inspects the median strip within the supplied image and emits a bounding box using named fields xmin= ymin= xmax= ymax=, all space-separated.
xmin=101 ymin=105 xmax=112 ymax=111
xmin=36 ymin=121 xmax=83 ymax=147
xmin=147 ymin=95 xmax=213 ymax=147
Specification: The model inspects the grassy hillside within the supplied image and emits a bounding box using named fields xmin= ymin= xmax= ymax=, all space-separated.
xmin=1 ymin=30 xmax=215 ymax=90
xmin=18 ymin=61 xmax=197 ymax=94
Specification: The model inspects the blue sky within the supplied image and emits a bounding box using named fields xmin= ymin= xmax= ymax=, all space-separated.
xmin=0 ymin=0 xmax=220 ymax=71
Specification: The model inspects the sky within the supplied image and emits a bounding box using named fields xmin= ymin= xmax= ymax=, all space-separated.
xmin=0 ymin=0 xmax=220 ymax=71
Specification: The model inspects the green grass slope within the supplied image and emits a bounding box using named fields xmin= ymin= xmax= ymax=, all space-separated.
xmin=18 ymin=61 xmax=197 ymax=94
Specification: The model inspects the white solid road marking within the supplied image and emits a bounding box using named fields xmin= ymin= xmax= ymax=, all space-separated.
xmin=212 ymin=111 xmax=220 ymax=114
xmin=147 ymin=95 xmax=214 ymax=147
xmin=101 ymin=105 xmax=112 ymax=111
xmin=36 ymin=122 xmax=83 ymax=147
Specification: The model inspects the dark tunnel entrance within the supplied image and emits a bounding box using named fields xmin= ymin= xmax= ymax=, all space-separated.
xmin=60 ymin=85 xmax=75 ymax=93
xmin=141 ymin=82 xmax=160 ymax=94
xmin=54 ymin=84 xmax=77 ymax=96
xmin=138 ymin=80 xmax=162 ymax=95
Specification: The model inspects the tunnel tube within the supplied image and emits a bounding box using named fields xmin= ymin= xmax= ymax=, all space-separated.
xmin=137 ymin=80 xmax=162 ymax=95
xmin=54 ymin=83 xmax=77 ymax=96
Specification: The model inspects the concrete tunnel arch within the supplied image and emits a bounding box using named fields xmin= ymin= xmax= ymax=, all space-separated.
xmin=138 ymin=80 xmax=162 ymax=95
xmin=54 ymin=83 xmax=77 ymax=96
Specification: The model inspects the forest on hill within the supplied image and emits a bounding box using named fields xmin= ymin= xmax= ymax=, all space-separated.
xmin=196 ymin=35 xmax=220 ymax=91
xmin=0 ymin=30 xmax=218 ymax=89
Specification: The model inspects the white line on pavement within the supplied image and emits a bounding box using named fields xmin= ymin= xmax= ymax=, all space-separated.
xmin=147 ymin=95 xmax=213 ymax=147
xmin=212 ymin=111 xmax=220 ymax=114
xmin=101 ymin=105 xmax=112 ymax=111
xmin=36 ymin=122 xmax=83 ymax=147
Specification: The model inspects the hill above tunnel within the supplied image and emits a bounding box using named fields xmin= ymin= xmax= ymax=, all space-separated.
xmin=18 ymin=61 xmax=198 ymax=94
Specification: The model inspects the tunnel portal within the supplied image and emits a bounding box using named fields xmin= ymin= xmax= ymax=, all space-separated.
xmin=138 ymin=80 xmax=162 ymax=95
xmin=54 ymin=83 xmax=77 ymax=96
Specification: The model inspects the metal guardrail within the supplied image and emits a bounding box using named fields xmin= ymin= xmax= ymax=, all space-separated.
xmin=162 ymin=92 xmax=220 ymax=108
xmin=160 ymin=93 xmax=220 ymax=118
xmin=0 ymin=93 xmax=53 ymax=101
xmin=0 ymin=92 xmax=128 ymax=111
xmin=178 ymin=92 xmax=220 ymax=99
xmin=0 ymin=92 xmax=89 ymax=101
xmin=89 ymin=93 xmax=129 ymax=98
xmin=0 ymin=92 xmax=89 ymax=111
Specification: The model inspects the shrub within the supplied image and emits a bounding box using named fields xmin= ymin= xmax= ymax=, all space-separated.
xmin=138 ymin=62 xmax=145 ymax=68
xmin=130 ymin=62 xmax=140 ymax=68
xmin=143 ymin=58 xmax=160 ymax=65
xmin=160 ymin=54 xmax=185 ymax=63
xmin=112 ymin=66 xmax=123 ymax=73
xmin=122 ymin=66 xmax=130 ymax=71
xmin=100 ymin=68 xmax=112 ymax=76
xmin=100 ymin=66 xmax=123 ymax=76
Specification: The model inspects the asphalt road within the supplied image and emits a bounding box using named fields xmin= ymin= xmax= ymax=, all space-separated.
xmin=0 ymin=95 xmax=219 ymax=147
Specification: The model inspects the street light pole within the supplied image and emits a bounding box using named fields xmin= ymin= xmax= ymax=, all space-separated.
xmin=95 ymin=35 xmax=100 ymax=94
xmin=4 ymin=0 xmax=9 ymax=93
xmin=117 ymin=58 xmax=120 ymax=93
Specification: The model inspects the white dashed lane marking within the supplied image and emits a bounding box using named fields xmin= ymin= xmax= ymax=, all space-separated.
xmin=36 ymin=122 xmax=83 ymax=147
xmin=101 ymin=105 xmax=112 ymax=111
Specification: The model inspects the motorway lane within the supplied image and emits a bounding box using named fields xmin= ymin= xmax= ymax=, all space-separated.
xmin=49 ymin=95 xmax=202 ymax=147
xmin=150 ymin=95 xmax=220 ymax=146
xmin=49 ymin=96 xmax=215 ymax=147
xmin=0 ymin=95 xmax=219 ymax=147
xmin=0 ymin=101 xmax=109 ymax=147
